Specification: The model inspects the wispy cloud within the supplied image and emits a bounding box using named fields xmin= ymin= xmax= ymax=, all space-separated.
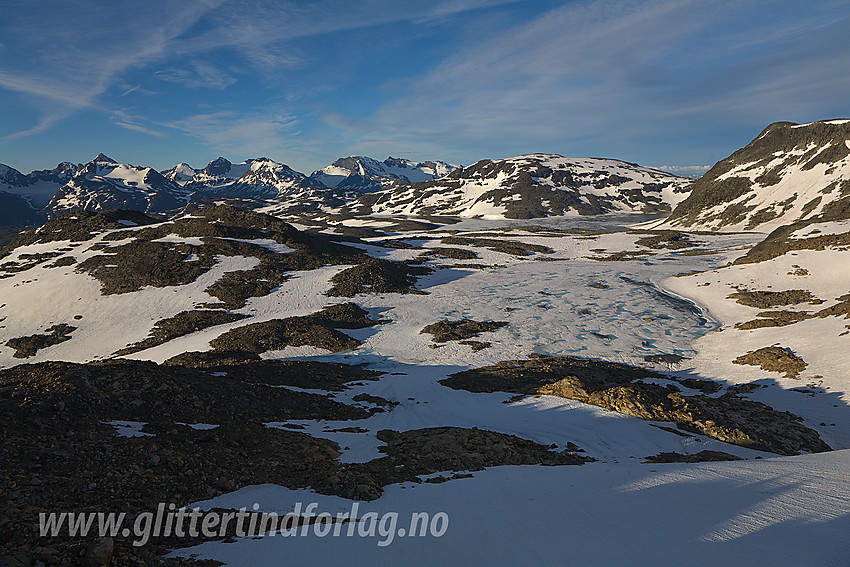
xmin=0 ymin=0 xmax=227 ymax=138
xmin=337 ymin=0 xmax=850 ymax=163
xmin=173 ymin=0 xmax=522 ymax=56
xmin=0 ymin=71 xmax=95 ymax=109
xmin=154 ymin=62 xmax=239 ymax=90
xmin=163 ymin=110 xmax=303 ymax=158
xmin=2 ymin=0 xmax=848 ymax=171
xmin=111 ymin=110 xmax=167 ymax=138
xmin=113 ymin=122 xmax=167 ymax=137
xmin=118 ymin=85 xmax=141 ymax=98
xmin=0 ymin=0 xmax=520 ymax=141
xmin=0 ymin=109 xmax=72 ymax=142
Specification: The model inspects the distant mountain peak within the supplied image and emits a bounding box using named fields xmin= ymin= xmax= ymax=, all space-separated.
xmin=92 ymin=153 xmax=117 ymax=164
xmin=0 ymin=164 xmax=27 ymax=186
xmin=310 ymin=155 xmax=460 ymax=191
xmin=162 ymin=163 xmax=199 ymax=186
xmin=203 ymin=157 xmax=232 ymax=176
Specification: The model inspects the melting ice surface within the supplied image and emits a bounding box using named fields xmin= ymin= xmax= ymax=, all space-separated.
xmin=460 ymin=263 xmax=713 ymax=362
xmin=442 ymin=212 xmax=667 ymax=232
xmin=339 ymin=214 xmax=749 ymax=369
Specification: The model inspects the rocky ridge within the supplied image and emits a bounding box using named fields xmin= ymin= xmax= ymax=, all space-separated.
xmin=663 ymin=120 xmax=850 ymax=232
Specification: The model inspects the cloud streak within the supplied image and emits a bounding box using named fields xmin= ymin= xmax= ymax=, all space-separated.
xmin=0 ymin=0 xmax=520 ymax=141
xmin=163 ymin=110 xmax=303 ymax=158
xmin=0 ymin=0 xmax=227 ymax=138
xmin=154 ymin=62 xmax=239 ymax=90
xmin=338 ymin=0 xmax=850 ymax=165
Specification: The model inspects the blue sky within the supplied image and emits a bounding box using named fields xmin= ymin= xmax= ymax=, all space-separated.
xmin=1 ymin=0 xmax=849 ymax=176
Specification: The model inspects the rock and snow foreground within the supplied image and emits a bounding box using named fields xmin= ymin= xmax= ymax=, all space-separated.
xmin=1 ymin=200 xmax=848 ymax=565
xmin=184 ymin=450 xmax=850 ymax=566
xmin=3 ymin=119 xmax=850 ymax=565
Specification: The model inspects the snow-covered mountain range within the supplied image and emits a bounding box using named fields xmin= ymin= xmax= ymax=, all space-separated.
xmin=181 ymin=157 xmax=322 ymax=199
xmin=0 ymin=161 xmax=77 ymax=226
xmin=0 ymin=152 xmax=693 ymax=225
xmin=343 ymin=154 xmax=693 ymax=219
xmin=6 ymin=119 xmax=850 ymax=229
xmin=661 ymin=120 xmax=850 ymax=232
xmin=0 ymin=154 xmax=462 ymax=224
xmin=0 ymin=161 xmax=76 ymax=209
xmin=310 ymin=156 xmax=459 ymax=191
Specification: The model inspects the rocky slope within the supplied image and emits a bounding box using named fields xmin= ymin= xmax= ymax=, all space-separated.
xmin=661 ymin=120 xmax=850 ymax=232
xmin=342 ymin=154 xmax=693 ymax=219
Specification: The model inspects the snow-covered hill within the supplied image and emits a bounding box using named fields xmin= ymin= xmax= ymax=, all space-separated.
xmin=342 ymin=154 xmax=693 ymax=219
xmin=661 ymin=120 xmax=850 ymax=232
xmin=310 ymin=156 xmax=459 ymax=192
xmin=658 ymin=213 xmax=850 ymax=462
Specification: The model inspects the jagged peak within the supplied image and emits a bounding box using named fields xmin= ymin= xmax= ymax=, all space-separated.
xmin=91 ymin=153 xmax=117 ymax=164
xmin=0 ymin=163 xmax=23 ymax=176
xmin=203 ymin=157 xmax=232 ymax=176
